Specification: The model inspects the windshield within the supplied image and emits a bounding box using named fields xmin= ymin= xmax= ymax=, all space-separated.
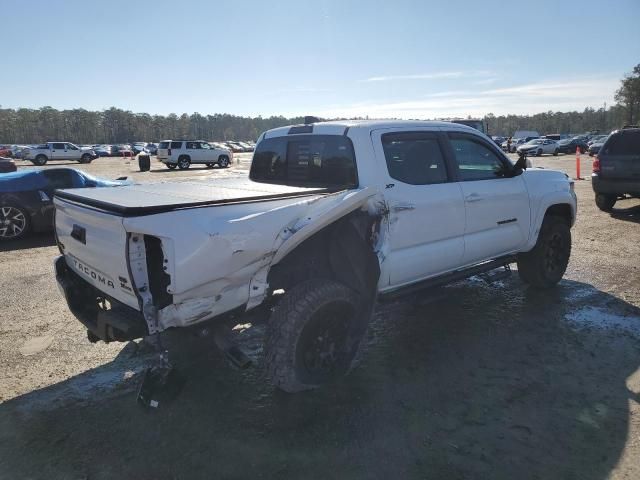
xmin=250 ymin=134 xmax=357 ymax=188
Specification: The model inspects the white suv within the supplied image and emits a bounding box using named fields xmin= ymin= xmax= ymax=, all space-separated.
xmin=157 ymin=140 xmax=232 ymax=170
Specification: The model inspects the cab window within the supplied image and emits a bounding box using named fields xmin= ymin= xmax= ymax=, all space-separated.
xmin=448 ymin=133 xmax=510 ymax=181
xmin=381 ymin=132 xmax=449 ymax=185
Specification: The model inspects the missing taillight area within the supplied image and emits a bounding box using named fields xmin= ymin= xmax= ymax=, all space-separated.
xmin=144 ymin=235 xmax=173 ymax=310
xmin=592 ymin=155 xmax=601 ymax=173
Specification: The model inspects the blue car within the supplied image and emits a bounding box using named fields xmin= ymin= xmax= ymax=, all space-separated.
xmin=0 ymin=168 xmax=130 ymax=241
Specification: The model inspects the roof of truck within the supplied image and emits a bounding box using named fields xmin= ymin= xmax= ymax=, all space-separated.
xmin=263 ymin=119 xmax=477 ymax=139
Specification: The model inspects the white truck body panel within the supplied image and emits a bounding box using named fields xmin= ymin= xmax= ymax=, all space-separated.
xmin=54 ymin=120 xmax=577 ymax=335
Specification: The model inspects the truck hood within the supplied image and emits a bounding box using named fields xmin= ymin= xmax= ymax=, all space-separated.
xmin=54 ymin=178 xmax=333 ymax=216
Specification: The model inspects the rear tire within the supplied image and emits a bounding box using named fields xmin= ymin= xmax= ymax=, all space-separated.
xmin=265 ymin=279 xmax=364 ymax=393
xmin=33 ymin=155 xmax=47 ymax=166
xmin=553 ymin=149 xmax=559 ymax=156
xmin=537 ymin=149 xmax=543 ymax=157
xmin=80 ymin=153 xmax=92 ymax=164
xmin=517 ymin=216 xmax=571 ymax=289
xmin=177 ymin=156 xmax=190 ymax=170
xmin=595 ymin=193 xmax=616 ymax=212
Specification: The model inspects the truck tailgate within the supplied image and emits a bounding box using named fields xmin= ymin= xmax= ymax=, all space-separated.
xmin=53 ymin=178 xmax=331 ymax=216
xmin=55 ymin=198 xmax=139 ymax=309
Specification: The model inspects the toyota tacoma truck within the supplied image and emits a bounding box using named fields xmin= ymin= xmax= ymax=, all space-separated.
xmin=53 ymin=120 xmax=576 ymax=392
xmin=23 ymin=142 xmax=97 ymax=166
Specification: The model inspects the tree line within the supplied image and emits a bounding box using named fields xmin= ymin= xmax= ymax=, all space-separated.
xmin=0 ymin=107 xmax=305 ymax=145
xmin=1 ymin=63 xmax=638 ymax=144
xmin=0 ymin=104 xmax=632 ymax=145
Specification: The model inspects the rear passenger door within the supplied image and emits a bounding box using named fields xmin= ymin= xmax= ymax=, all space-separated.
xmin=445 ymin=132 xmax=530 ymax=265
xmin=50 ymin=143 xmax=67 ymax=160
xmin=372 ymin=129 xmax=466 ymax=289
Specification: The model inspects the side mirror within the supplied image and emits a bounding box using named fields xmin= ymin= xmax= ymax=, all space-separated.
xmin=514 ymin=151 xmax=528 ymax=171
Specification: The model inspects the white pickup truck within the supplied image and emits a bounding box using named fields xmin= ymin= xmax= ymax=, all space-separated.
xmin=23 ymin=142 xmax=97 ymax=166
xmin=53 ymin=120 xmax=576 ymax=392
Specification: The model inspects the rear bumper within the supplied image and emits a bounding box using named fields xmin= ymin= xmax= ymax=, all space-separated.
xmin=591 ymin=175 xmax=640 ymax=196
xmin=55 ymin=256 xmax=148 ymax=342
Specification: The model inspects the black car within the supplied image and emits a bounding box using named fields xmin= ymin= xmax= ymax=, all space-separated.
xmin=592 ymin=127 xmax=640 ymax=211
xmin=0 ymin=157 xmax=17 ymax=173
xmin=0 ymin=168 xmax=129 ymax=241
xmin=557 ymin=137 xmax=589 ymax=154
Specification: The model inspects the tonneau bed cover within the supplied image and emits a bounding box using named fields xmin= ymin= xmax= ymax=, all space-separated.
xmin=54 ymin=177 xmax=333 ymax=216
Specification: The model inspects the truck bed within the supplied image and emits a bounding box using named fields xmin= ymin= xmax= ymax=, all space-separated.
xmin=54 ymin=177 xmax=333 ymax=216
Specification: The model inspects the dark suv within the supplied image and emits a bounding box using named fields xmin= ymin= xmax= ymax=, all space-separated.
xmin=592 ymin=127 xmax=640 ymax=211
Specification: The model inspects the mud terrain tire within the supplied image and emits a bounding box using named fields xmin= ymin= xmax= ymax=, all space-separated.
xmin=517 ymin=215 xmax=571 ymax=289
xmin=265 ymin=279 xmax=363 ymax=393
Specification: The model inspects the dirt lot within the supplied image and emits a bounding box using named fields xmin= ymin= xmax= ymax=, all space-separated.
xmin=1 ymin=152 xmax=639 ymax=479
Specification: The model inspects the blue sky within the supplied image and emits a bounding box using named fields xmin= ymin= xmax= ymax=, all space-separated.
xmin=2 ymin=0 xmax=639 ymax=119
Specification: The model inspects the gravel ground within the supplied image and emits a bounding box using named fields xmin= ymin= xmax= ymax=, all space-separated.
xmin=1 ymin=151 xmax=639 ymax=479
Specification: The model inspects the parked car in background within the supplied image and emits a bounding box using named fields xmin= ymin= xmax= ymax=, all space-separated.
xmin=0 ymin=157 xmax=17 ymax=173
xmin=145 ymin=143 xmax=158 ymax=155
xmin=492 ymin=136 xmax=506 ymax=146
xmin=0 ymin=168 xmax=130 ymax=241
xmin=132 ymin=143 xmax=147 ymax=155
xmin=10 ymin=145 xmax=30 ymax=159
xmin=157 ymin=140 xmax=232 ymax=169
xmin=588 ymin=136 xmax=609 ymax=156
xmin=502 ymin=136 xmax=539 ymax=153
xmin=588 ymin=135 xmax=608 ymax=146
xmin=0 ymin=146 xmax=11 ymax=157
xmin=110 ymin=145 xmax=133 ymax=157
xmin=22 ymin=142 xmax=97 ymax=166
xmin=592 ymin=126 xmax=640 ymax=211
xmin=95 ymin=145 xmax=112 ymax=157
xmin=223 ymin=142 xmax=245 ymax=153
xmin=517 ymin=138 xmax=559 ymax=156
xmin=556 ymin=137 xmax=589 ymax=154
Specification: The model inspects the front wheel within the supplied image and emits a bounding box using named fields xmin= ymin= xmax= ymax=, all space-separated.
xmin=595 ymin=193 xmax=616 ymax=212
xmin=265 ymin=279 xmax=365 ymax=393
xmin=218 ymin=155 xmax=230 ymax=168
xmin=0 ymin=205 xmax=30 ymax=241
xmin=537 ymin=149 xmax=543 ymax=157
xmin=79 ymin=153 xmax=92 ymax=164
xmin=517 ymin=216 xmax=571 ymax=289
xmin=553 ymin=149 xmax=559 ymax=156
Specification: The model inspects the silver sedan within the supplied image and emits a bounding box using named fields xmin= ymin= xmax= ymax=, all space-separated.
xmin=516 ymin=139 xmax=559 ymax=156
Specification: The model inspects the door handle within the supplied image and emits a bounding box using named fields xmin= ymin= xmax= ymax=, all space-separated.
xmin=465 ymin=193 xmax=484 ymax=203
xmin=393 ymin=203 xmax=416 ymax=212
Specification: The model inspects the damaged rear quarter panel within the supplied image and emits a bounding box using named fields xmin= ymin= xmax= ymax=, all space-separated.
xmin=121 ymin=187 xmax=381 ymax=329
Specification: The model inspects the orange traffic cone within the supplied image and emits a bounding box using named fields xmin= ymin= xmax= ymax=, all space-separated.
xmin=575 ymin=147 xmax=583 ymax=180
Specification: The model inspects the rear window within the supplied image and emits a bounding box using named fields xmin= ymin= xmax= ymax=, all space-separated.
xmin=603 ymin=131 xmax=640 ymax=155
xmin=158 ymin=142 xmax=170 ymax=149
xmin=250 ymin=134 xmax=357 ymax=188
xmin=170 ymin=141 xmax=183 ymax=149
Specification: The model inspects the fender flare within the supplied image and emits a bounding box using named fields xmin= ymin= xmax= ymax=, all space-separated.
xmin=524 ymin=191 xmax=576 ymax=251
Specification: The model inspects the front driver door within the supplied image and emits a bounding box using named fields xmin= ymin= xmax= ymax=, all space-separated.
xmin=445 ymin=132 xmax=530 ymax=265
xmin=372 ymin=129 xmax=466 ymax=290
